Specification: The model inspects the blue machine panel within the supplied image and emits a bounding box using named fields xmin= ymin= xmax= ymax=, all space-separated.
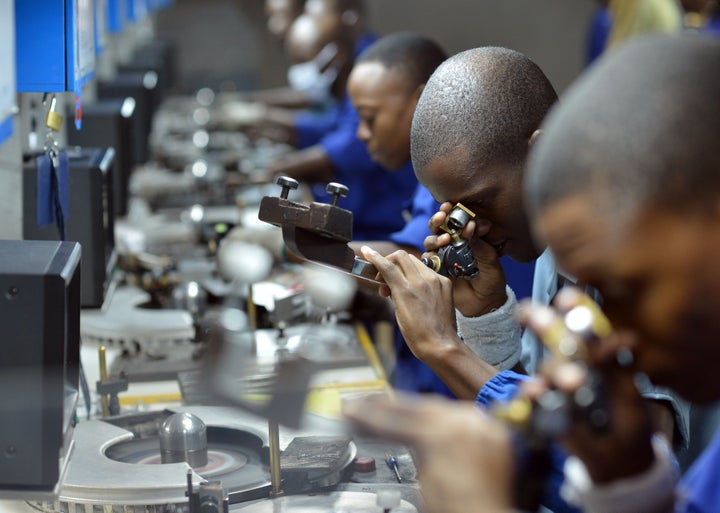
xmin=16 ymin=0 xmax=95 ymax=93
xmin=106 ymin=0 xmax=126 ymax=33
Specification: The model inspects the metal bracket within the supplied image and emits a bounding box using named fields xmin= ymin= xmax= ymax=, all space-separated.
xmin=258 ymin=178 xmax=379 ymax=284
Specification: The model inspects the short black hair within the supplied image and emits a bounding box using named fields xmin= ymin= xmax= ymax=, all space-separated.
xmin=525 ymin=35 xmax=720 ymax=225
xmin=411 ymin=47 xmax=558 ymax=174
xmin=355 ymin=32 xmax=448 ymax=90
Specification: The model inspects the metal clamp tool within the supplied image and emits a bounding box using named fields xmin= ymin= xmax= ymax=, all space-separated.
xmin=258 ymin=176 xmax=380 ymax=284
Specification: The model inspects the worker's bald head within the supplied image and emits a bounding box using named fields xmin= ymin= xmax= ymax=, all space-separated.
xmin=411 ymin=47 xmax=557 ymax=177
xmin=525 ymin=35 xmax=720 ymax=228
xmin=305 ymin=0 xmax=365 ymax=19
xmin=265 ymin=0 xmax=306 ymax=42
xmin=304 ymin=0 xmax=365 ymax=43
xmin=285 ymin=14 xmax=324 ymax=63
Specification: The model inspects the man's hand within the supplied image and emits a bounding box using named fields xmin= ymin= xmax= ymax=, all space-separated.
xmin=344 ymin=394 xmax=513 ymax=513
xmin=359 ymin=245 xmax=462 ymax=363
xmin=516 ymin=289 xmax=656 ymax=484
xmin=424 ymin=202 xmax=507 ymax=317
xmin=360 ymin=245 xmax=503 ymax=398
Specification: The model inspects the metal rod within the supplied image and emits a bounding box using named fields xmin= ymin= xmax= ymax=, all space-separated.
xmin=247 ymin=283 xmax=258 ymax=331
xmin=268 ymin=420 xmax=283 ymax=496
xmin=99 ymin=346 xmax=110 ymax=418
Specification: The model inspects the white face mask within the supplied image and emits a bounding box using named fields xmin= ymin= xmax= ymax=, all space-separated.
xmin=287 ymin=43 xmax=339 ymax=104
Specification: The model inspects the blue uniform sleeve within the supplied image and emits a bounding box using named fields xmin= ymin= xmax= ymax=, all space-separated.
xmin=389 ymin=185 xmax=439 ymax=252
xmin=475 ymin=370 xmax=531 ymax=409
xmin=294 ymin=105 xmax=341 ymax=149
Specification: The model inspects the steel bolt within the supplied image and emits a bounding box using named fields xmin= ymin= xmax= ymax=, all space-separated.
xmin=276 ymin=176 xmax=299 ymax=199
xmin=326 ymin=182 xmax=349 ymax=206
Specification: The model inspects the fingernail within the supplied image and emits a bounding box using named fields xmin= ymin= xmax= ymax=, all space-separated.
xmin=361 ymin=245 xmax=378 ymax=257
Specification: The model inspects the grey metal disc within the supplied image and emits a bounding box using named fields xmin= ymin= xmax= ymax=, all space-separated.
xmin=29 ymin=409 xmax=273 ymax=512
xmin=28 ymin=407 xmax=359 ymax=513
xmin=105 ymin=425 xmax=271 ymax=502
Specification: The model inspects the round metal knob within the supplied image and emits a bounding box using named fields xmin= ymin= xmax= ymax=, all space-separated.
xmin=326 ymin=182 xmax=349 ymax=206
xmin=159 ymin=412 xmax=208 ymax=468
xmin=171 ymin=281 xmax=208 ymax=322
xmin=276 ymin=176 xmax=299 ymax=199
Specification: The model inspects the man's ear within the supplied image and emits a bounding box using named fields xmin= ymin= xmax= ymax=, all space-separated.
xmin=529 ymin=129 xmax=542 ymax=148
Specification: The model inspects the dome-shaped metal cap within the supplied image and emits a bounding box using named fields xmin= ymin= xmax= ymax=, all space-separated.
xmin=159 ymin=412 xmax=208 ymax=468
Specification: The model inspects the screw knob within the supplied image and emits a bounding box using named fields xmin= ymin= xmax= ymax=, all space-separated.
xmin=326 ymin=182 xmax=349 ymax=206
xmin=276 ymin=176 xmax=299 ymax=199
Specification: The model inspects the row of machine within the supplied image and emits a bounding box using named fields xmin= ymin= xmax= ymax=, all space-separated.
xmin=0 ymin=2 xmax=421 ymax=512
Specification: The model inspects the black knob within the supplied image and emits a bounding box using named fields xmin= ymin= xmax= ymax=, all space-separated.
xmin=326 ymin=182 xmax=349 ymax=206
xmin=276 ymin=176 xmax=299 ymax=199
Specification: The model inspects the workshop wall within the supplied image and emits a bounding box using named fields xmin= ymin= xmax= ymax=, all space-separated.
xmin=155 ymin=0 xmax=284 ymax=93
xmin=155 ymin=0 xmax=597 ymax=94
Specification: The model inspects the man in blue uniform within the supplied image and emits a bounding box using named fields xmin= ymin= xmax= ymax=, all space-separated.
xmin=358 ymin=45 xmax=686 ymax=447
xmin=353 ymin=44 xmax=690 ymax=513
xmin=346 ymin=35 xmax=720 ymax=513
xmin=246 ymin=0 xmax=370 ymax=110
xmin=289 ymin=0 xmax=377 ymax=144
xmin=342 ymin=35 xmax=537 ymax=397
xmin=259 ymin=5 xmax=417 ymax=242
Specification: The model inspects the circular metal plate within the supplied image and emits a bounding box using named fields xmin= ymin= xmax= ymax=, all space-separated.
xmin=34 ymin=410 xmax=273 ymax=511
xmin=105 ymin=425 xmax=272 ymax=502
xmin=32 ymin=408 xmax=359 ymax=512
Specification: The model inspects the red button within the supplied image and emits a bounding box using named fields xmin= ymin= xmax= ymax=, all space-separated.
xmin=354 ymin=456 xmax=376 ymax=472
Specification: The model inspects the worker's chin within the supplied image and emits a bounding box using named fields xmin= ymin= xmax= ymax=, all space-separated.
xmin=370 ymin=155 xmax=389 ymax=169
xmin=371 ymin=153 xmax=402 ymax=171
